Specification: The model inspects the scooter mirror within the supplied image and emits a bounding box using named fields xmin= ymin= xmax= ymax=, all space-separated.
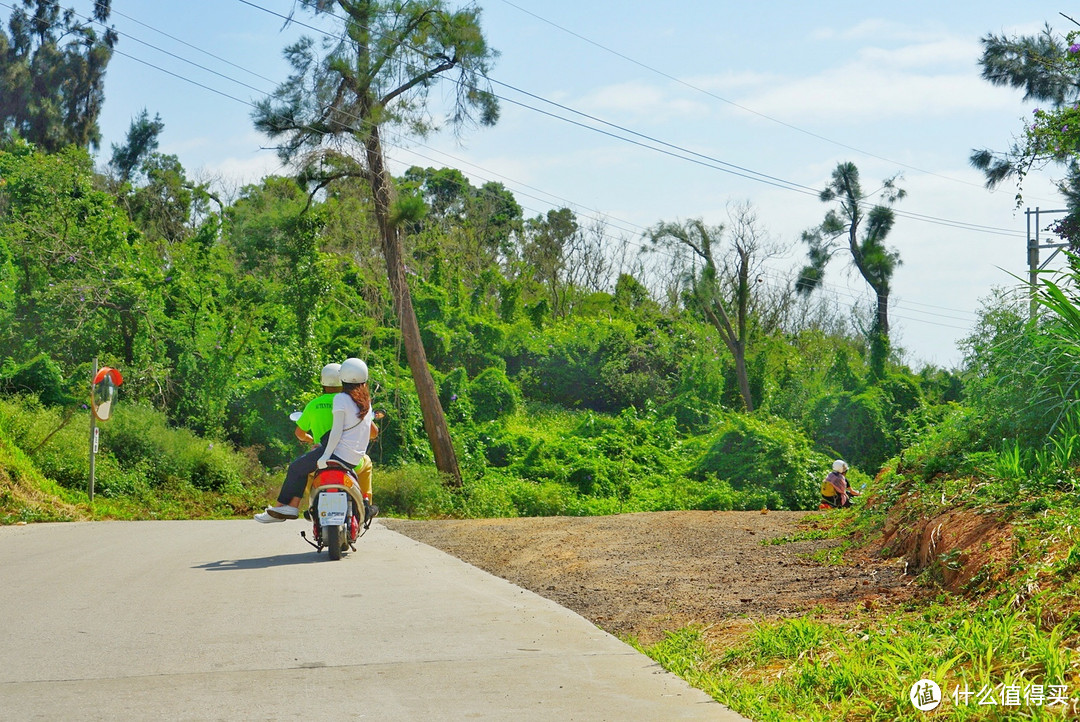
xmin=289 ymin=411 xmax=302 ymax=422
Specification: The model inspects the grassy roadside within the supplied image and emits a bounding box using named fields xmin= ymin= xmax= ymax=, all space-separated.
xmin=0 ymin=396 xmax=271 ymax=524
xmin=634 ymin=595 xmax=1079 ymax=721
xmin=628 ymin=467 xmax=1080 ymax=720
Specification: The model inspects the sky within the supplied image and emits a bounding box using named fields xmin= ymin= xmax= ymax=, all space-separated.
xmin=78 ymin=0 xmax=1080 ymax=368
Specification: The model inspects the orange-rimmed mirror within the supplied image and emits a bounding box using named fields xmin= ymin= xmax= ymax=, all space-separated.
xmin=92 ymin=367 xmax=123 ymax=421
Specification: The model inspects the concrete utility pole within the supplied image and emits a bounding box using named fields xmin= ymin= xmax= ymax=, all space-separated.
xmin=1027 ymin=207 xmax=1070 ymax=321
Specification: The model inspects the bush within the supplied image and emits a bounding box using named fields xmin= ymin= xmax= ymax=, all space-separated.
xmin=101 ymin=403 xmax=250 ymax=492
xmin=470 ymin=367 xmax=520 ymax=422
xmin=0 ymin=354 xmax=70 ymax=406
xmin=376 ymin=463 xmax=454 ymax=518
xmin=437 ymin=367 xmax=473 ymax=425
xmin=687 ymin=413 xmax=828 ymax=510
xmin=810 ymin=388 xmax=894 ymax=472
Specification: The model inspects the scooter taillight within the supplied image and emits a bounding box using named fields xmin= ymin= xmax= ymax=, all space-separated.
xmin=314 ymin=468 xmax=353 ymax=489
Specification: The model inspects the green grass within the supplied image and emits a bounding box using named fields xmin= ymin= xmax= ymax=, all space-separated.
xmin=635 ymin=601 xmax=1080 ymax=721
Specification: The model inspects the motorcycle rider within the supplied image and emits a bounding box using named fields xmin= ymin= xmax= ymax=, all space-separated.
xmin=255 ymin=362 xmax=342 ymax=523
xmin=317 ymin=357 xmax=379 ymax=522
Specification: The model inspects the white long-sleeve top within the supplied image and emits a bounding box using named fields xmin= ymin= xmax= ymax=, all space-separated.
xmin=318 ymin=393 xmax=374 ymax=467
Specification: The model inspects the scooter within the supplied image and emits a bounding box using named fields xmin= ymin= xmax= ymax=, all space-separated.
xmin=286 ymin=408 xmax=382 ymax=561
xmin=299 ymin=461 xmax=368 ymax=561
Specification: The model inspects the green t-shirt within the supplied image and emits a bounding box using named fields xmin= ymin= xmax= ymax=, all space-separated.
xmin=296 ymin=392 xmax=337 ymax=446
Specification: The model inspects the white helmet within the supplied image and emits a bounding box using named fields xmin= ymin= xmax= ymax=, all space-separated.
xmin=339 ymin=357 xmax=369 ymax=384
xmin=832 ymin=459 xmax=848 ymax=473
xmin=320 ymin=363 xmax=342 ymax=387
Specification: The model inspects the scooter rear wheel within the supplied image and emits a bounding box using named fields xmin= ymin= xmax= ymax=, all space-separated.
xmin=326 ymin=525 xmax=343 ymax=561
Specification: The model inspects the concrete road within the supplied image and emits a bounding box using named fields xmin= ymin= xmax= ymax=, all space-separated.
xmin=0 ymin=520 xmax=745 ymax=721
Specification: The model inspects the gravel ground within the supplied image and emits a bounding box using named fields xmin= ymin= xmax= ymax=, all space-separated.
xmin=385 ymin=510 xmax=916 ymax=644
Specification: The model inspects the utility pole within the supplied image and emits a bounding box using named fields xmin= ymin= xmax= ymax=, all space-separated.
xmin=1027 ymin=207 xmax=1069 ymax=321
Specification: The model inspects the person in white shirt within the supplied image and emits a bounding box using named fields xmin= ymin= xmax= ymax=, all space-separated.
xmin=317 ymin=357 xmax=379 ymax=520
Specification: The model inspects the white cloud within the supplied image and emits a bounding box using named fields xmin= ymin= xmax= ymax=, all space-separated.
xmin=680 ymin=70 xmax=779 ymax=94
xmin=810 ymin=18 xmax=947 ymax=43
xmin=574 ymin=81 xmax=709 ymax=123
xmin=731 ymin=60 xmax=1015 ymax=123
xmin=812 ymin=19 xmax=904 ymax=42
xmin=857 ymin=38 xmax=982 ymax=69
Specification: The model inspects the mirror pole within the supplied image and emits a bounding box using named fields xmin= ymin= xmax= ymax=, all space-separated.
xmin=89 ymin=357 xmax=97 ymax=503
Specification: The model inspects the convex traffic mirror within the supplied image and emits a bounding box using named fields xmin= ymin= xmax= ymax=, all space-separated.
xmin=92 ymin=367 xmax=124 ymax=421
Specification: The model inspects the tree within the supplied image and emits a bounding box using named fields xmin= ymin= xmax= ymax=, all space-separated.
xmin=647 ymin=207 xmax=769 ymax=412
xmin=0 ymin=141 xmax=154 ymax=368
xmin=970 ymin=24 xmax=1080 ymax=244
xmin=401 ymin=166 xmax=522 ymax=276
xmin=522 ymin=207 xmax=578 ymax=317
xmin=253 ymin=0 xmax=500 ymax=485
xmin=0 ymin=0 xmax=116 ymax=151
xmin=108 ymin=109 xmax=164 ymax=183
xmin=797 ymin=162 xmax=905 ymax=377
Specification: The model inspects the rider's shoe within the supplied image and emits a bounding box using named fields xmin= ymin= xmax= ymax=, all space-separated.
xmin=362 ymin=502 xmax=379 ymax=529
xmin=254 ymin=505 xmax=299 ymax=523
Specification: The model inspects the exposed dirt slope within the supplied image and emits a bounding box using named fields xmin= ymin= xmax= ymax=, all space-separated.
xmin=385 ymin=510 xmax=918 ymax=644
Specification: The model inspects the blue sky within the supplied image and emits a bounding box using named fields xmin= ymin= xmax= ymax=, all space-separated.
xmin=85 ymin=0 xmax=1079 ymax=368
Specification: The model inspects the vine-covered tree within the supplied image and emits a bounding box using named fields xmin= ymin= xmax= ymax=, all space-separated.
xmin=647 ymin=205 xmax=775 ymax=412
xmin=0 ymin=0 xmax=116 ymax=151
xmin=253 ymin=0 xmax=500 ymax=484
xmin=797 ymin=162 xmax=905 ymax=377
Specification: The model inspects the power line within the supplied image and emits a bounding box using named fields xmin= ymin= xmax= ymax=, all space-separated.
xmin=0 ymin=1 xmax=1002 ymax=335
xmin=111 ymin=3 xmax=1003 ymax=330
xmin=495 ymin=0 xmax=1054 ymax=203
xmin=108 ymin=0 xmax=1030 ymax=240
xmin=230 ymin=0 xmax=1028 ymax=239
xmin=108 ymin=6 xmax=282 ymax=87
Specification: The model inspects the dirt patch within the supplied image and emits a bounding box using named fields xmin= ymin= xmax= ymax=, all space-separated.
xmin=385 ymin=510 xmax=920 ymax=644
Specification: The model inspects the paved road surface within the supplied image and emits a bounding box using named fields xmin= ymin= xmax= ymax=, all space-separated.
xmin=0 ymin=520 xmax=745 ymax=721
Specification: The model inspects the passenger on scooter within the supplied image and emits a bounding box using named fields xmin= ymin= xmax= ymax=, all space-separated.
xmin=254 ymin=363 xmax=342 ymax=523
xmin=317 ymin=357 xmax=379 ymax=523
xmin=820 ymin=459 xmax=859 ymax=509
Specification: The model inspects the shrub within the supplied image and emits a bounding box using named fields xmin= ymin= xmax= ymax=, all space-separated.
xmin=470 ymin=367 xmax=520 ymax=422
xmin=0 ymin=354 xmax=70 ymax=406
xmin=376 ymin=463 xmax=454 ymax=518
xmin=101 ymin=403 xmax=249 ymax=491
xmin=687 ymin=413 xmax=827 ymax=510
xmin=437 ymin=367 xmax=474 ymax=425
xmin=481 ymin=430 xmax=530 ymax=467
xmin=810 ymin=388 xmax=894 ymax=471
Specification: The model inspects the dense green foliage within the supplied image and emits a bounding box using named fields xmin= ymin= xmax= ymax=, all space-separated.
xmin=0 ymin=138 xmax=953 ymax=520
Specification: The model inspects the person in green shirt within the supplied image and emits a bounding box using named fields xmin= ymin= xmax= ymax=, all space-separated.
xmin=293 ymin=374 xmax=338 ymax=447
xmin=255 ymin=363 xmax=342 ymax=522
